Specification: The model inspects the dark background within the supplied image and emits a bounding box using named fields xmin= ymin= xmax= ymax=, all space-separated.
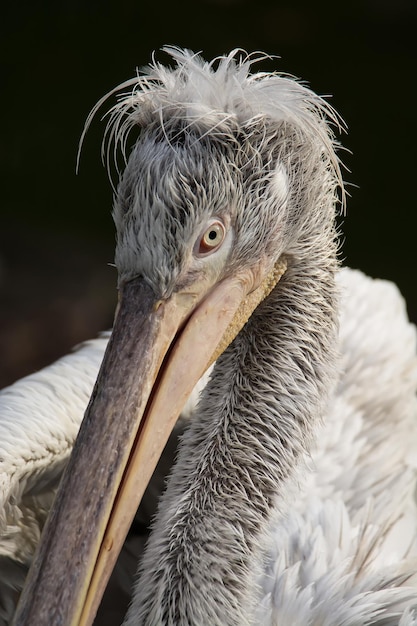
xmin=1 ymin=0 xmax=416 ymax=388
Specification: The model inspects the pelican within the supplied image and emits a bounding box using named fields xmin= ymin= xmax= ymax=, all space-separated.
xmin=1 ymin=47 xmax=417 ymax=625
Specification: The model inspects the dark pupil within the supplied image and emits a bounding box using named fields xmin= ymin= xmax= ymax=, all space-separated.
xmin=208 ymin=230 xmax=217 ymax=240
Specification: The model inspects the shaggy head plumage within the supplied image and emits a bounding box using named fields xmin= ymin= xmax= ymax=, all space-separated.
xmin=81 ymin=47 xmax=345 ymax=294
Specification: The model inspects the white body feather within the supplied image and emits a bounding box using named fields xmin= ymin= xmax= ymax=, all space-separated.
xmin=255 ymin=268 xmax=417 ymax=625
xmin=0 ymin=268 xmax=416 ymax=624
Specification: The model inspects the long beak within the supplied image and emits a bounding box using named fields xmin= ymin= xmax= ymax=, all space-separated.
xmin=13 ymin=260 xmax=286 ymax=626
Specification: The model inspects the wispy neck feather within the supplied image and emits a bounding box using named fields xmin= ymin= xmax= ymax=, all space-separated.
xmin=124 ymin=218 xmax=339 ymax=625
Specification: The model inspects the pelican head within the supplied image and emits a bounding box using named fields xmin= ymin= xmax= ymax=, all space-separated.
xmin=14 ymin=47 xmax=342 ymax=625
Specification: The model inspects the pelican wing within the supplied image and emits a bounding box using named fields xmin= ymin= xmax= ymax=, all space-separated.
xmin=0 ymin=334 xmax=109 ymax=623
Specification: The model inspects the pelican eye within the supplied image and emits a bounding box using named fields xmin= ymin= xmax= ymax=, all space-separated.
xmin=197 ymin=220 xmax=226 ymax=255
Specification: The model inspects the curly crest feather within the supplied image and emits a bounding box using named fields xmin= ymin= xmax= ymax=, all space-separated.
xmin=79 ymin=46 xmax=345 ymax=202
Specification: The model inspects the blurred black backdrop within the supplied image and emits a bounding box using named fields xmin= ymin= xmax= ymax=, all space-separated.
xmin=1 ymin=0 xmax=416 ymax=387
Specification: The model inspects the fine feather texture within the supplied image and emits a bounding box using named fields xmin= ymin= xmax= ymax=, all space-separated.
xmin=3 ymin=49 xmax=417 ymax=625
xmin=0 ymin=334 xmax=110 ymax=560
xmin=0 ymin=334 xmax=110 ymax=625
xmin=0 ymin=270 xmax=416 ymax=624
